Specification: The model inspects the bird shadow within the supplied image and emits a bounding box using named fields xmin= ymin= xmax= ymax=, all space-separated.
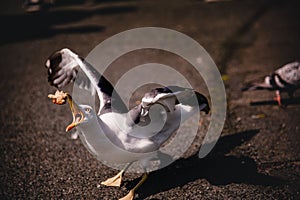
xmin=125 ymin=129 xmax=285 ymax=199
xmin=250 ymin=97 xmax=300 ymax=106
xmin=0 ymin=3 xmax=137 ymax=45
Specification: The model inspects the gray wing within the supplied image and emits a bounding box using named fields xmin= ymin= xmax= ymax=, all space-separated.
xmin=126 ymin=86 xmax=210 ymax=127
xmin=45 ymin=48 xmax=127 ymax=114
xmin=125 ymin=86 xmax=210 ymax=150
xmin=141 ymin=86 xmax=209 ymax=113
xmin=275 ymin=61 xmax=300 ymax=87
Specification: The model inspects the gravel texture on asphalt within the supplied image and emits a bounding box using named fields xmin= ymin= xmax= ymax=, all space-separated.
xmin=0 ymin=0 xmax=299 ymax=199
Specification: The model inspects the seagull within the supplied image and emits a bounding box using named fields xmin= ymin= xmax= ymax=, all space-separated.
xmin=241 ymin=61 xmax=300 ymax=106
xmin=45 ymin=48 xmax=210 ymax=200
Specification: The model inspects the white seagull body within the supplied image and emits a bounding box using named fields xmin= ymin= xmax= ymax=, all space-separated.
xmin=46 ymin=48 xmax=209 ymax=200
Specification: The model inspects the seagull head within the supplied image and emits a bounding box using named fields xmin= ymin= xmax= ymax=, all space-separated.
xmin=65 ymin=94 xmax=96 ymax=132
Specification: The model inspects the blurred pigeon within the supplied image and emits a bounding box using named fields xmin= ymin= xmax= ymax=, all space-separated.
xmin=242 ymin=61 xmax=300 ymax=105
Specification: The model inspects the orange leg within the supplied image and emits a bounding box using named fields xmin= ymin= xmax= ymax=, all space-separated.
xmin=274 ymin=90 xmax=282 ymax=106
xmin=119 ymin=173 xmax=148 ymax=200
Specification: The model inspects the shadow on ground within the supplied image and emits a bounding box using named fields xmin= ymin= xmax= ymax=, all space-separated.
xmin=0 ymin=3 xmax=137 ymax=45
xmin=126 ymin=130 xmax=285 ymax=199
xmin=250 ymin=97 xmax=300 ymax=106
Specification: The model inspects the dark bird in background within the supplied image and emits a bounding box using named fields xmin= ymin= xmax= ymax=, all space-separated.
xmin=242 ymin=61 xmax=300 ymax=106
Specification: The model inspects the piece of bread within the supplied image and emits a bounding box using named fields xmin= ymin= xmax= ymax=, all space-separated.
xmin=48 ymin=90 xmax=67 ymax=105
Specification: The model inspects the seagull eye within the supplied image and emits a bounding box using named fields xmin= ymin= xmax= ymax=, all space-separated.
xmin=85 ymin=108 xmax=91 ymax=113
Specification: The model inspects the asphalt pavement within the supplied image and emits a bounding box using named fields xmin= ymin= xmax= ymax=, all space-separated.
xmin=0 ymin=0 xmax=299 ymax=199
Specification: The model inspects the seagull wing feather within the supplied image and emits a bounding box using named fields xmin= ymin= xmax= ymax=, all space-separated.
xmin=275 ymin=61 xmax=300 ymax=87
xmin=46 ymin=48 xmax=127 ymax=114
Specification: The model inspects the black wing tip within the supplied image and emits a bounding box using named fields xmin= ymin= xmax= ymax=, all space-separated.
xmin=195 ymin=91 xmax=210 ymax=114
xmin=46 ymin=50 xmax=62 ymax=69
xmin=203 ymin=104 xmax=210 ymax=114
xmin=179 ymin=90 xmax=210 ymax=114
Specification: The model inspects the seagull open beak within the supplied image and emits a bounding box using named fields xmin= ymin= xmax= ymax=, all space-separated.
xmin=65 ymin=94 xmax=84 ymax=132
